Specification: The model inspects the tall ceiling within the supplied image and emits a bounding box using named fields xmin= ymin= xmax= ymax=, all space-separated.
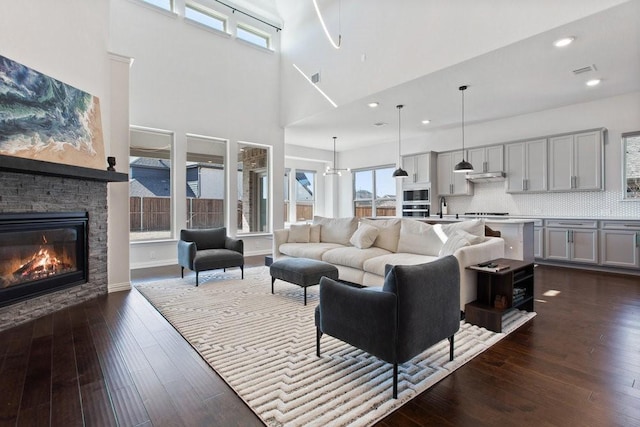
xmin=240 ymin=0 xmax=640 ymax=152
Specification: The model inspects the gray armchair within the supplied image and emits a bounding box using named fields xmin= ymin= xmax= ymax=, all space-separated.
xmin=177 ymin=227 xmax=244 ymax=286
xmin=315 ymin=256 xmax=460 ymax=399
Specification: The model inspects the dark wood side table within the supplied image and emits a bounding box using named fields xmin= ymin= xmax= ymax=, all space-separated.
xmin=464 ymin=258 xmax=535 ymax=332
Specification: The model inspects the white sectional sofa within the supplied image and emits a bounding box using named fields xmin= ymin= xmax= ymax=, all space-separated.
xmin=273 ymin=216 xmax=505 ymax=311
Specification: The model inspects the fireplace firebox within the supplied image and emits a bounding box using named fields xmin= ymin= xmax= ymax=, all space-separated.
xmin=0 ymin=212 xmax=88 ymax=307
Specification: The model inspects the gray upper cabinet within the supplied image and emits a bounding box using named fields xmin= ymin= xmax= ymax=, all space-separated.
xmin=467 ymin=145 xmax=504 ymax=173
xmin=402 ymin=152 xmax=432 ymax=186
xmin=505 ymin=139 xmax=547 ymax=193
xmin=436 ymin=151 xmax=473 ymax=196
xmin=549 ymin=130 xmax=602 ymax=191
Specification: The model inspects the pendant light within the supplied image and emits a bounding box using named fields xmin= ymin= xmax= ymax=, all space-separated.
xmin=453 ymin=85 xmax=474 ymax=173
xmin=323 ymin=136 xmax=350 ymax=176
xmin=392 ymin=104 xmax=409 ymax=178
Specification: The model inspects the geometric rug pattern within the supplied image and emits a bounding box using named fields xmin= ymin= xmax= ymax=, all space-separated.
xmin=136 ymin=267 xmax=536 ymax=427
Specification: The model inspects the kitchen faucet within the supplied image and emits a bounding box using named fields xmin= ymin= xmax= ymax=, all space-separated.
xmin=439 ymin=196 xmax=447 ymax=218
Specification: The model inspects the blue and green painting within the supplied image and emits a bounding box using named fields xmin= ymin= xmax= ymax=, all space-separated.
xmin=0 ymin=54 xmax=106 ymax=169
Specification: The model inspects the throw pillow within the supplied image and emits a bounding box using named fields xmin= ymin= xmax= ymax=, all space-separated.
xmin=349 ymin=223 xmax=379 ymax=249
xmin=456 ymin=229 xmax=485 ymax=245
xmin=438 ymin=233 xmax=471 ymax=256
xmin=287 ymin=224 xmax=310 ymax=243
xmin=397 ymin=219 xmax=446 ymax=256
xmin=309 ymin=224 xmax=321 ymax=243
xmin=442 ymin=219 xmax=485 ymax=238
xmin=313 ymin=216 xmax=358 ymax=245
xmin=360 ymin=218 xmax=401 ymax=252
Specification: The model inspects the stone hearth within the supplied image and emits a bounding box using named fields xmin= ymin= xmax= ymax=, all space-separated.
xmin=0 ymin=171 xmax=109 ymax=332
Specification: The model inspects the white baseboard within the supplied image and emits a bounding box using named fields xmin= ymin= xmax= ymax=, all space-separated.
xmin=108 ymin=281 xmax=132 ymax=293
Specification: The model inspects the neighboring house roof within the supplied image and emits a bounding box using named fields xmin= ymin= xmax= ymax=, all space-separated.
xmin=129 ymin=178 xmax=170 ymax=198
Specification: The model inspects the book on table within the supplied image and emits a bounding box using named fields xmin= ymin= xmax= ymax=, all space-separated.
xmin=469 ymin=262 xmax=511 ymax=273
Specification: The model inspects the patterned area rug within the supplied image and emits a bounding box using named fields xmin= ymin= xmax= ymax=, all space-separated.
xmin=136 ymin=266 xmax=536 ymax=427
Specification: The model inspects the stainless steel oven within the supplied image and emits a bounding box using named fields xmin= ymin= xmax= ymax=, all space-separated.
xmin=402 ymin=187 xmax=430 ymax=217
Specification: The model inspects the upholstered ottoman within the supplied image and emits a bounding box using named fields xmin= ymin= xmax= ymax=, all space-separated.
xmin=270 ymin=258 xmax=339 ymax=305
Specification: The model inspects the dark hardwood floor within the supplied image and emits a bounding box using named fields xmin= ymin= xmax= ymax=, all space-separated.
xmin=1 ymin=258 xmax=639 ymax=426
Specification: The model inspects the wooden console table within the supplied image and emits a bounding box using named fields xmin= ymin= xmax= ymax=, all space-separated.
xmin=464 ymin=258 xmax=535 ymax=332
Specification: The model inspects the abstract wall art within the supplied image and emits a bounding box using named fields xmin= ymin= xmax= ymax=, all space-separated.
xmin=0 ymin=55 xmax=106 ymax=170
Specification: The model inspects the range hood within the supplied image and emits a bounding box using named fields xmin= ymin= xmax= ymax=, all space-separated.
xmin=465 ymin=171 xmax=506 ymax=182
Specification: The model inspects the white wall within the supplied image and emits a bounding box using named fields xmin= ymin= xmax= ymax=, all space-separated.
xmin=1 ymin=0 xmax=131 ymax=291
xmin=338 ymin=92 xmax=640 ymax=218
xmin=109 ymin=0 xmax=284 ymax=268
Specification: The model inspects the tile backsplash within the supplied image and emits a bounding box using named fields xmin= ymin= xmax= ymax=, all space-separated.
xmin=445 ymin=181 xmax=640 ymax=218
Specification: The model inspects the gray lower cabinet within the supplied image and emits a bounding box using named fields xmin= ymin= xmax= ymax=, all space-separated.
xmin=544 ymin=220 xmax=598 ymax=264
xmin=533 ymin=221 xmax=544 ymax=259
xmin=600 ymin=221 xmax=640 ymax=268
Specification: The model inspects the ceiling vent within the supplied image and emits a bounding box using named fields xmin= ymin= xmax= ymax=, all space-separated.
xmin=572 ymin=64 xmax=597 ymax=75
xmin=311 ymin=72 xmax=320 ymax=84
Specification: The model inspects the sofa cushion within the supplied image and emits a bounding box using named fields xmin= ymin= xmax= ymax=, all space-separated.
xmin=397 ymin=219 xmax=446 ymax=256
xmin=439 ymin=233 xmax=471 ymax=256
xmin=456 ymin=229 xmax=485 ymax=245
xmin=288 ymin=224 xmax=310 ymax=243
xmin=279 ymin=242 xmax=344 ymax=260
xmin=349 ymin=223 xmax=379 ymax=249
xmin=360 ymin=218 xmax=401 ymax=252
xmin=362 ymin=252 xmax=439 ymax=277
xmin=313 ymin=216 xmax=358 ymax=245
xmin=322 ymin=246 xmax=390 ymax=270
xmin=442 ymin=219 xmax=485 ymax=238
xmin=310 ymin=224 xmax=321 ymax=243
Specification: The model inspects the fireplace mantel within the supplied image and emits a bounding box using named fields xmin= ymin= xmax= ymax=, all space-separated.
xmin=0 ymin=155 xmax=128 ymax=182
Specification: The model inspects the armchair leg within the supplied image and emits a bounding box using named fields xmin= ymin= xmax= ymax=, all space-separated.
xmin=271 ymin=277 xmax=275 ymax=294
xmin=241 ymin=265 xmax=244 ymax=279
xmin=448 ymin=335 xmax=455 ymax=361
xmin=181 ymin=267 xmax=184 ymax=278
xmin=304 ymin=288 xmax=307 ymax=305
xmin=316 ymin=328 xmax=322 ymax=357
xmin=393 ymin=363 xmax=398 ymax=399
xmin=196 ymin=272 xmax=199 ymax=287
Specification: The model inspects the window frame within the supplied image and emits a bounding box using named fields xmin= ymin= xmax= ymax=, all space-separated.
xmin=294 ymin=169 xmax=316 ymax=222
xmin=184 ymin=2 xmax=228 ymax=33
xmin=352 ymin=164 xmax=397 ymax=218
xmin=236 ymin=23 xmax=271 ymax=49
xmin=623 ymin=131 xmax=640 ymax=201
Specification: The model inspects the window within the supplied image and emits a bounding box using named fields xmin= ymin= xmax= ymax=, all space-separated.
xmin=237 ymin=143 xmax=270 ymax=233
xmin=186 ymin=135 xmax=226 ymax=229
xmin=140 ymin=0 xmax=172 ymax=11
xmin=295 ymin=170 xmax=315 ymax=222
xmin=237 ymin=24 xmax=270 ymax=49
xmin=129 ymin=127 xmax=173 ymax=241
xmin=353 ymin=166 xmax=397 ymax=218
xmin=623 ymin=131 xmax=640 ymax=200
xmin=185 ymin=3 xmax=226 ymax=32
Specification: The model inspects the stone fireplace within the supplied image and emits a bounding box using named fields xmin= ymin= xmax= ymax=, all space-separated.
xmin=0 ymin=160 xmax=125 ymax=332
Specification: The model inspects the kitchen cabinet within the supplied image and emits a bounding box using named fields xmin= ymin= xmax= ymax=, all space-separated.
xmin=533 ymin=219 xmax=544 ymax=259
xmin=549 ymin=130 xmax=602 ymax=191
xmin=402 ymin=152 xmax=434 ymax=187
xmin=505 ymin=139 xmax=547 ymax=193
xmin=545 ymin=220 xmax=598 ymax=264
xmin=436 ymin=151 xmax=473 ymax=196
xmin=599 ymin=221 xmax=640 ymax=268
xmin=467 ymin=145 xmax=504 ymax=173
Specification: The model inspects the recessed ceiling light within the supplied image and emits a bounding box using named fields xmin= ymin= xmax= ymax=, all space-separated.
xmin=368 ymin=102 xmax=379 ymax=108
xmin=421 ymin=119 xmax=431 ymax=125
xmin=586 ymin=78 xmax=601 ymax=87
xmin=553 ymin=37 xmax=575 ymax=47
xmin=373 ymin=122 xmax=387 ymax=127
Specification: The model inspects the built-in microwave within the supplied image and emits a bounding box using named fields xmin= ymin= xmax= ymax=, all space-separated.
xmin=403 ymin=188 xmax=429 ymax=203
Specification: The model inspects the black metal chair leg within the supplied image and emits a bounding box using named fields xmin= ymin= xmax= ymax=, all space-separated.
xmin=196 ymin=272 xmax=199 ymax=287
xmin=181 ymin=266 xmax=184 ymax=278
xmin=448 ymin=335 xmax=454 ymax=361
xmin=316 ymin=328 xmax=322 ymax=357
xmin=271 ymin=277 xmax=275 ymax=294
xmin=393 ymin=363 xmax=398 ymax=399
xmin=304 ymin=288 xmax=307 ymax=305
xmin=241 ymin=265 xmax=244 ymax=279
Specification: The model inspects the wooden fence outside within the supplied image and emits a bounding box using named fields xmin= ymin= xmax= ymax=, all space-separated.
xmin=130 ymin=197 xmax=231 ymax=231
